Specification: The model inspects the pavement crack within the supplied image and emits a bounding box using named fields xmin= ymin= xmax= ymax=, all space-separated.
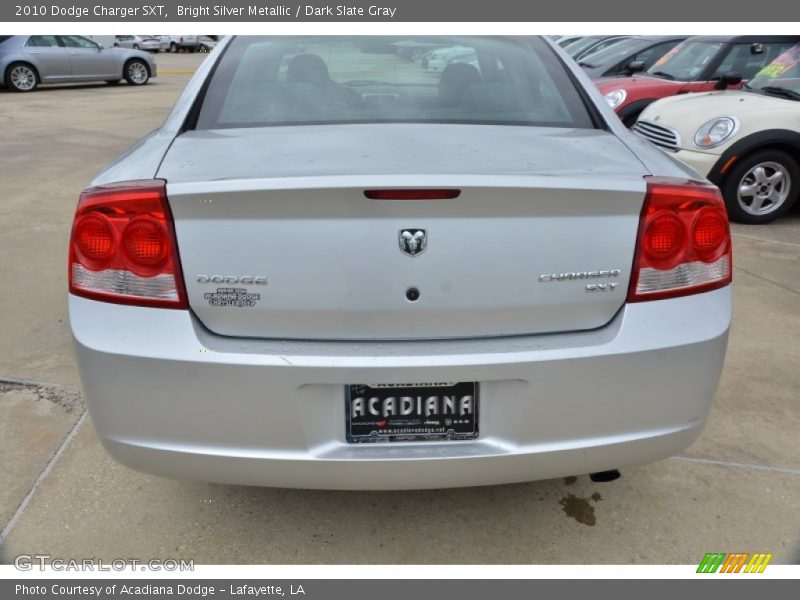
xmin=672 ymin=455 xmax=800 ymax=476
xmin=0 ymin=412 xmax=87 ymax=544
xmin=733 ymin=265 xmax=800 ymax=296
xmin=732 ymin=232 xmax=800 ymax=250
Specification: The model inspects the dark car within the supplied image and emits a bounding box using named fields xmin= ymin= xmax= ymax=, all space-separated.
xmin=596 ymin=35 xmax=800 ymax=126
xmin=579 ymin=35 xmax=688 ymax=79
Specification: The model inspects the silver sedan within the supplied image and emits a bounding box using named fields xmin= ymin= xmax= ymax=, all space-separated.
xmin=112 ymin=35 xmax=163 ymax=52
xmin=68 ymin=36 xmax=732 ymax=490
xmin=0 ymin=35 xmax=157 ymax=92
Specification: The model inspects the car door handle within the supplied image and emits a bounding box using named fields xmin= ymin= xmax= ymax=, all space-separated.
xmin=27 ymin=51 xmax=41 ymax=55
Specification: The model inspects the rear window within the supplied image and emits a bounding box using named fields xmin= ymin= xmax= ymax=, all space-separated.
xmin=194 ymin=36 xmax=595 ymax=130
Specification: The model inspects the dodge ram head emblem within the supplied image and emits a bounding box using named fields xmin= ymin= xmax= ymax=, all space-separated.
xmin=399 ymin=229 xmax=427 ymax=257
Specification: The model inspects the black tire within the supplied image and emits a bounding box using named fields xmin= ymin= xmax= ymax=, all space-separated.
xmin=721 ymin=149 xmax=800 ymax=224
xmin=123 ymin=59 xmax=150 ymax=86
xmin=133 ymin=44 xmax=140 ymax=50
xmin=169 ymin=42 xmax=177 ymax=53
xmin=113 ymin=43 xmax=119 ymax=48
xmin=5 ymin=62 xmax=39 ymax=92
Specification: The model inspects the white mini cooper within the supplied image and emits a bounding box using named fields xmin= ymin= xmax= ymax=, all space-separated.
xmin=635 ymin=42 xmax=800 ymax=223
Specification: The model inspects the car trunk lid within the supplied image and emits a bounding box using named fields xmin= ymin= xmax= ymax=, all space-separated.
xmin=159 ymin=124 xmax=649 ymax=340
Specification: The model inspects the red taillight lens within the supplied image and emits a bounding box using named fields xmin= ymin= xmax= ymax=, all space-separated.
xmin=692 ymin=208 xmax=728 ymax=259
xmin=74 ymin=214 xmax=115 ymax=264
xmin=122 ymin=218 xmax=169 ymax=272
xmin=628 ymin=177 xmax=732 ymax=302
xmin=642 ymin=212 xmax=686 ymax=269
xmin=68 ymin=180 xmax=187 ymax=309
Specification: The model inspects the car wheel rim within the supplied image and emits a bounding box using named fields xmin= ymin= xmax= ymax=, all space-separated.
xmin=737 ymin=161 xmax=791 ymax=216
xmin=10 ymin=65 xmax=35 ymax=90
xmin=128 ymin=63 xmax=147 ymax=84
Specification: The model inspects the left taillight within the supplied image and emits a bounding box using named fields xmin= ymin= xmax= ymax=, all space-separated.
xmin=68 ymin=179 xmax=188 ymax=309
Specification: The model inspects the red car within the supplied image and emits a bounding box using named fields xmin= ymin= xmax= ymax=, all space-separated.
xmin=595 ymin=35 xmax=800 ymax=126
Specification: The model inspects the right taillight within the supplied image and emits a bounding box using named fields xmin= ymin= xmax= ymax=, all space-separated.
xmin=628 ymin=177 xmax=732 ymax=302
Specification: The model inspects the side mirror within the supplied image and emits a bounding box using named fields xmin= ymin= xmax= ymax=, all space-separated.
xmin=715 ymin=72 xmax=743 ymax=90
xmin=97 ymin=44 xmax=104 ymax=50
xmin=627 ymin=60 xmax=646 ymax=74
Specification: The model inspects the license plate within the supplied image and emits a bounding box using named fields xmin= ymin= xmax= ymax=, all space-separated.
xmin=346 ymin=382 xmax=479 ymax=443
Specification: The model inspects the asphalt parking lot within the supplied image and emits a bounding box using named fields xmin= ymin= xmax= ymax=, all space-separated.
xmin=1 ymin=51 xmax=799 ymax=565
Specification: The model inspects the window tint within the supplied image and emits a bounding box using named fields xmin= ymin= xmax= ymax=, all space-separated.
xmin=61 ymin=36 xmax=98 ymax=49
xmin=26 ymin=35 xmax=60 ymax=48
xmin=583 ymin=37 xmax=628 ymax=57
xmin=578 ymin=37 xmax=650 ymax=66
xmin=564 ymin=36 xmax=604 ymax=57
xmin=648 ymin=41 xmax=724 ymax=80
xmin=712 ymin=42 xmax=797 ymax=80
xmin=196 ymin=36 xmax=595 ymax=130
xmin=633 ymin=41 xmax=682 ymax=70
xmin=748 ymin=43 xmax=800 ymax=94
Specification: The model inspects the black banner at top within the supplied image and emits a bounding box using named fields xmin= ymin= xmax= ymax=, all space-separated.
xmin=0 ymin=0 xmax=796 ymax=22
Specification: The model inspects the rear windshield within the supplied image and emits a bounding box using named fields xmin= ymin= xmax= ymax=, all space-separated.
xmin=194 ymin=36 xmax=595 ymax=130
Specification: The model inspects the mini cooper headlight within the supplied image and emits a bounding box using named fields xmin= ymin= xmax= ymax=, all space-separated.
xmin=604 ymin=89 xmax=627 ymax=109
xmin=694 ymin=117 xmax=740 ymax=149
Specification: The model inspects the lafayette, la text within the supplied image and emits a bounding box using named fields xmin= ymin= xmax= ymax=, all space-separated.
xmin=177 ymin=4 xmax=397 ymax=17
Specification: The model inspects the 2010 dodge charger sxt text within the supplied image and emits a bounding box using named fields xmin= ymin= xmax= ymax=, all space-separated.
xmin=68 ymin=36 xmax=732 ymax=489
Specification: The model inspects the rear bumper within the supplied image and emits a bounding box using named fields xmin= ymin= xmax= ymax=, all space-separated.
xmin=70 ymin=287 xmax=731 ymax=489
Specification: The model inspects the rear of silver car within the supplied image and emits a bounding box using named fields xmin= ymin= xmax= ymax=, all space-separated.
xmin=68 ymin=36 xmax=732 ymax=489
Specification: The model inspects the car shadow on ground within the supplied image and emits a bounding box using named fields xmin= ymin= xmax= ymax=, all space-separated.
xmin=0 ymin=82 xmax=159 ymax=93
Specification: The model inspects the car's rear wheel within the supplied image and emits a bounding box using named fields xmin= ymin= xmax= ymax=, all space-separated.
xmin=169 ymin=42 xmax=177 ymax=53
xmin=133 ymin=44 xmax=140 ymax=50
xmin=6 ymin=62 xmax=38 ymax=92
xmin=124 ymin=59 xmax=150 ymax=86
xmin=722 ymin=149 xmax=799 ymax=224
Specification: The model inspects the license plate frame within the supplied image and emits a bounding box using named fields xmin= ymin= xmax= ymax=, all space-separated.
xmin=345 ymin=382 xmax=479 ymax=443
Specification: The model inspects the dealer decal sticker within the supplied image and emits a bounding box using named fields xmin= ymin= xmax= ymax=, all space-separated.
xmin=204 ymin=287 xmax=261 ymax=308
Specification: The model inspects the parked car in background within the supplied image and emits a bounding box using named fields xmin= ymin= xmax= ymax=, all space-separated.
xmin=166 ymin=35 xmax=200 ymax=53
xmin=597 ymin=36 xmax=800 ymax=126
xmin=112 ymin=35 xmax=162 ymax=52
xmin=635 ymin=42 xmax=800 ymax=223
xmin=0 ymin=35 xmax=156 ymax=92
xmin=199 ymin=36 xmax=219 ymax=52
xmin=392 ymin=40 xmax=447 ymax=61
xmin=563 ymin=35 xmax=631 ymax=60
xmin=579 ymin=35 xmax=687 ymax=79
xmin=68 ymin=35 xmax=732 ymax=490
xmin=556 ymin=35 xmax=583 ymax=48
xmin=422 ymin=45 xmax=475 ymax=72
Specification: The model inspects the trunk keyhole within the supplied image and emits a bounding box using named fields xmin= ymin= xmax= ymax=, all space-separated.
xmin=406 ymin=287 xmax=420 ymax=302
